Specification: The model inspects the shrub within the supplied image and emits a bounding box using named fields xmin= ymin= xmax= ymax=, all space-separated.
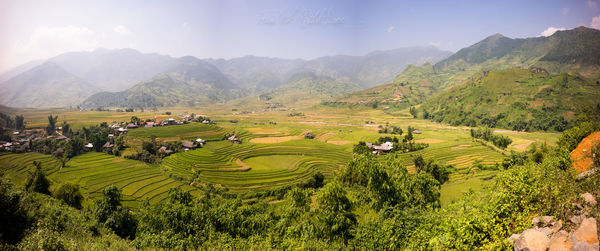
xmin=24 ymin=161 xmax=50 ymax=195
xmin=54 ymin=183 xmax=83 ymax=209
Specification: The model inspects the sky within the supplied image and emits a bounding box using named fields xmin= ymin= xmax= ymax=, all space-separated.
xmin=0 ymin=0 xmax=599 ymax=73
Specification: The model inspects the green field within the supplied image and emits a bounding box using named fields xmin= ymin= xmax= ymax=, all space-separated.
xmin=1 ymin=104 xmax=560 ymax=206
xmin=0 ymin=152 xmax=201 ymax=207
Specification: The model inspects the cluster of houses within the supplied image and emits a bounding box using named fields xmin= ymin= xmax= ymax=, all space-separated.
xmin=1 ymin=130 xmax=71 ymax=152
xmin=366 ymin=141 xmax=394 ymax=154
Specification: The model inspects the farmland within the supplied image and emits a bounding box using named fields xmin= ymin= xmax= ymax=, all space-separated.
xmin=0 ymin=152 xmax=201 ymax=207
xmin=0 ymin=105 xmax=560 ymax=207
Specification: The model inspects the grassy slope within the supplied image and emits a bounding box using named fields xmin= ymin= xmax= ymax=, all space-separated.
xmin=422 ymin=68 xmax=600 ymax=130
xmin=337 ymin=27 xmax=600 ymax=113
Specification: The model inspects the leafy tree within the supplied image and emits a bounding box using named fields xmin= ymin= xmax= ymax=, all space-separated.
xmin=414 ymin=155 xmax=426 ymax=171
xmin=67 ymin=136 xmax=85 ymax=157
xmin=422 ymin=109 xmax=430 ymax=119
xmin=45 ymin=115 xmax=58 ymax=135
xmin=130 ymin=116 xmax=140 ymax=124
xmin=61 ymin=121 xmax=72 ymax=137
xmin=15 ymin=115 xmax=25 ymax=130
xmin=409 ymin=106 xmax=418 ymax=118
xmin=24 ymin=161 xmax=50 ymax=195
xmin=53 ymin=148 xmax=69 ymax=169
xmin=353 ymin=141 xmax=371 ymax=155
xmin=168 ymin=188 xmax=192 ymax=205
xmin=0 ymin=177 xmax=31 ymax=244
xmin=93 ymin=185 xmax=137 ymax=239
xmin=54 ymin=183 xmax=83 ymax=209
xmin=314 ymin=181 xmax=356 ymax=241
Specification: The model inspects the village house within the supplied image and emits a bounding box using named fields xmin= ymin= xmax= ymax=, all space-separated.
xmin=84 ymin=143 xmax=94 ymax=151
xmin=412 ymin=129 xmax=422 ymax=134
xmin=127 ymin=123 xmax=138 ymax=129
xmin=304 ymin=132 xmax=315 ymax=139
xmin=228 ymin=135 xmax=241 ymax=144
xmin=56 ymin=135 xmax=69 ymax=141
xmin=103 ymin=141 xmax=114 ymax=150
xmin=158 ymin=146 xmax=173 ymax=155
xmin=163 ymin=118 xmax=176 ymax=126
xmin=196 ymin=138 xmax=206 ymax=146
xmin=145 ymin=122 xmax=155 ymax=127
xmin=182 ymin=141 xmax=197 ymax=150
xmin=366 ymin=141 xmax=394 ymax=154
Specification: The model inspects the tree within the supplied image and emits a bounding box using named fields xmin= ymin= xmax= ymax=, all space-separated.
xmin=404 ymin=128 xmax=414 ymax=142
xmin=314 ymin=182 xmax=356 ymax=241
xmin=15 ymin=115 xmax=25 ymax=130
xmin=54 ymin=183 xmax=83 ymax=209
xmin=45 ymin=115 xmax=58 ymax=135
xmin=422 ymin=109 xmax=430 ymax=119
xmin=61 ymin=121 xmax=72 ymax=137
xmin=0 ymin=177 xmax=31 ymax=244
xmin=409 ymin=106 xmax=418 ymax=118
xmin=53 ymin=148 xmax=68 ymax=169
xmin=130 ymin=116 xmax=140 ymax=124
xmin=93 ymin=185 xmax=137 ymax=239
xmin=67 ymin=136 xmax=85 ymax=157
xmin=24 ymin=161 xmax=50 ymax=195
xmin=414 ymin=155 xmax=426 ymax=171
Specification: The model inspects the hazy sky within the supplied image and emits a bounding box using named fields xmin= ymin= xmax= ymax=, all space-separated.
xmin=0 ymin=0 xmax=599 ymax=73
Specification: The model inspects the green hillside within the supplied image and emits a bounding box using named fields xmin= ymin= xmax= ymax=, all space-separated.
xmin=81 ymin=57 xmax=245 ymax=108
xmin=231 ymin=72 xmax=361 ymax=109
xmin=421 ymin=68 xmax=600 ymax=131
xmin=338 ymin=27 xmax=600 ymax=112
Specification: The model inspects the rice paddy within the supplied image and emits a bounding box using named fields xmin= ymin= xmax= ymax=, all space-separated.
xmin=0 ymin=105 xmax=561 ymax=207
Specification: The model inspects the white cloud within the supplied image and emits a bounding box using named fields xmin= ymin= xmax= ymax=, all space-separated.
xmin=182 ymin=22 xmax=189 ymax=28
xmin=2 ymin=25 xmax=100 ymax=71
xmin=113 ymin=25 xmax=131 ymax=35
xmin=387 ymin=26 xmax=395 ymax=33
xmin=588 ymin=0 xmax=598 ymax=9
xmin=429 ymin=41 xmax=441 ymax=47
xmin=540 ymin=27 xmax=566 ymax=37
xmin=592 ymin=16 xmax=600 ymax=30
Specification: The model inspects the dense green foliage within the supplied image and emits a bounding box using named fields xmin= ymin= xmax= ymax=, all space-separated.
xmin=93 ymin=185 xmax=138 ymax=240
xmin=24 ymin=161 xmax=50 ymax=195
xmin=54 ymin=183 xmax=83 ymax=209
xmin=470 ymin=127 xmax=513 ymax=149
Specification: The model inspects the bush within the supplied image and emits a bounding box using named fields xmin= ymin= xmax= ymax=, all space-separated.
xmin=54 ymin=183 xmax=83 ymax=209
xmin=24 ymin=161 xmax=50 ymax=195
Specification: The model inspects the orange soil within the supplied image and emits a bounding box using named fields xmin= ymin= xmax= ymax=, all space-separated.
xmin=571 ymin=131 xmax=600 ymax=173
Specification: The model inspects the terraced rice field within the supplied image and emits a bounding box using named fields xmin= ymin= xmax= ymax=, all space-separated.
xmin=162 ymin=137 xmax=351 ymax=192
xmin=127 ymin=123 xmax=227 ymax=141
xmin=0 ymin=152 xmax=201 ymax=207
xmin=395 ymin=140 xmax=504 ymax=179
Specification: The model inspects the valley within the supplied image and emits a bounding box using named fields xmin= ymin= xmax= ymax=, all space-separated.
xmin=0 ymin=16 xmax=599 ymax=249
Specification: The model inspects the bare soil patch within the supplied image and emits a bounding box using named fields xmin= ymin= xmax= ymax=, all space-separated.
xmin=571 ymin=131 xmax=600 ymax=172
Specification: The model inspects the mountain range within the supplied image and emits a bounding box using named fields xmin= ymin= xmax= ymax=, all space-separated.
xmin=1 ymin=26 xmax=599 ymax=112
xmin=0 ymin=46 xmax=451 ymax=108
xmin=337 ymin=27 xmax=600 ymax=105
xmin=335 ymin=26 xmax=600 ymax=131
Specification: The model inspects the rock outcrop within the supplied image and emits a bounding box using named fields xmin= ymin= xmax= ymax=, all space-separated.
xmin=510 ymin=193 xmax=599 ymax=251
